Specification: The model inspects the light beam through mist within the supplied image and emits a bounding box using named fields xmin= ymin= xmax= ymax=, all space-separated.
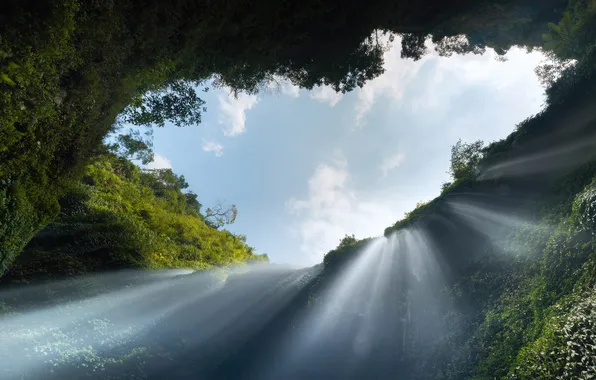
xmin=479 ymin=132 xmax=596 ymax=180
xmin=446 ymin=199 xmax=538 ymax=251
xmin=1 ymin=226 xmax=472 ymax=380
xmin=257 ymin=231 xmax=450 ymax=380
xmin=0 ymin=265 xmax=322 ymax=379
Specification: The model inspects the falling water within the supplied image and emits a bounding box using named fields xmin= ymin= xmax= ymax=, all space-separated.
xmin=0 ymin=182 xmax=547 ymax=380
xmin=0 ymin=231 xmax=460 ymax=380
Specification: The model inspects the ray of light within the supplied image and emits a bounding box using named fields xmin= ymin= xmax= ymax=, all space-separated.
xmin=478 ymin=133 xmax=596 ymax=180
xmin=446 ymin=199 xmax=537 ymax=251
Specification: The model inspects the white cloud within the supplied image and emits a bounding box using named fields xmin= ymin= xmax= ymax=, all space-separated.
xmin=145 ymin=154 xmax=172 ymax=170
xmin=409 ymin=46 xmax=544 ymax=115
xmin=218 ymin=92 xmax=259 ymax=136
xmin=380 ymin=153 xmax=405 ymax=178
xmin=267 ymin=77 xmax=300 ymax=98
xmin=310 ymin=85 xmax=343 ymax=107
xmin=287 ymin=158 xmax=407 ymax=261
xmin=202 ymin=140 xmax=224 ymax=157
xmin=353 ymin=36 xmax=435 ymax=127
xmin=353 ymin=35 xmax=545 ymax=127
xmin=280 ymin=82 xmax=300 ymax=98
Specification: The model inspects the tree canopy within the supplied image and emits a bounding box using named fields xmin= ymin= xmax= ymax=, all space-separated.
xmin=449 ymin=139 xmax=485 ymax=182
xmin=5 ymin=1 xmax=596 ymax=378
xmin=205 ymin=202 xmax=238 ymax=229
xmin=0 ymin=0 xmax=574 ymax=271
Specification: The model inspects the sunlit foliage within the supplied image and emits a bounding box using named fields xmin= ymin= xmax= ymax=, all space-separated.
xmin=0 ymin=0 xmax=569 ymax=272
xmin=449 ymin=140 xmax=485 ymax=183
xmin=2 ymin=0 xmax=596 ymax=377
xmin=374 ymin=6 xmax=596 ymax=377
xmin=3 ymin=153 xmax=267 ymax=283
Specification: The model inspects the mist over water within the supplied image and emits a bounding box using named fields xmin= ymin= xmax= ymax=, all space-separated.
xmin=1 ymin=121 xmax=578 ymax=379
xmin=0 ymin=229 xmax=469 ymax=380
xmin=0 ymin=123 xmax=587 ymax=378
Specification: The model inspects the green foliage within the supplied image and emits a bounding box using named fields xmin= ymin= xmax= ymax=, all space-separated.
xmin=204 ymin=202 xmax=238 ymax=229
xmin=0 ymin=0 xmax=79 ymax=271
xmin=338 ymin=234 xmax=358 ymax=249
xmin=542 ymin=0 xmax=596 ymax=59
xmin=440 ymin=181 xmax=453 ymax=194
xmin=108 ymin=129 xmax=155 ymax=165
xmin=441 ymin=170 xmax=596 ymax=380
xmin=508 ymin=292 xmax=596 ymax=380
xmin=449 ymin=139 xmax=484 ymax=183
xmin=323 ymin=237 xmax=373 ymax=270
xmin=0 ymin=0 xmax=573 ymax=273
xmin=0 ymin=1 xmax=592 ymax=377
xmin=4 ymin=153 xmax=266 ymax=282
xmin=535 ymin=0 xmax=596 ymax=101
xmin=400 ymin=33 xmax=428 ymax=60
xmin=121 ymin=81 xmax=207 ymax=128
xmin=376 ymin=10 xmax=596 ymax=377
xmin=571 ymin=178 xmax=596 ymax=232
xmin=384 ymin=197 xmax=443 ymax=236
xmin=546 ymin=42 xmax=596 ymax=106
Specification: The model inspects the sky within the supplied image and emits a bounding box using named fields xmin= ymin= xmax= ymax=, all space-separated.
xmin=145 ymin=38 xmax=546 ymax=267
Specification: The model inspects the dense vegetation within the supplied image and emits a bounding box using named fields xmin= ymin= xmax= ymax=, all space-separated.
xmin=0 ymin=0 xmax=568 ymax=274
xmin=319 ymin=2 xmax=596 ymax=378
xmin=201 ymin=14 xmax=596 ymax=374
xmin=3 ymin=0 xmax=596 ymax=379
xmin=1 ymin=153 xmax=267 ymax=285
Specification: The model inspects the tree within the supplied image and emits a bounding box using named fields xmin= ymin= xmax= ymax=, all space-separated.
xmin=141 ymin=168 xmax=190 ymax=203
xmin=121 ymin=81 xmax=207 ymax=128
xmin=535 ymin=50 xmax=577 ymax=88
xmin=338 ymin=234 xmax=358 ymax=249
xmin=534 ymin=0 xmax=596 ymax=89
xmin=0 ymin=0 xmax=572 ymax=274
xmin=108 ymin=129 xmax=155 ymax=165
xmin=432 ymin=35 xmax=486 ymax=57
xmin=449 ymin=139 xmax=484 ymax=182
xmin=184 ymin=191 xmax=202 ymax=214
xmin=204 ymin=201 xmax=238 ymax=229
xmin=440 ymin=181 xmax=453 ymax=194
xmin=117 ymin=0 xmax=567 ymax=96
xmin=400 ymin=33 xmax=428 ymax=60
xmin=541 ymin=0 xmax=596 ymax=61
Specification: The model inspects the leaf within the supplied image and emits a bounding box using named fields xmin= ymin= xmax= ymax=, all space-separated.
xmin=0 ymin=73 xmax=16 ymax=86
xmin=547 ymin=22 xmax=562 ymax=34
xmin=544 ymin=41 xmax=561 ymax=52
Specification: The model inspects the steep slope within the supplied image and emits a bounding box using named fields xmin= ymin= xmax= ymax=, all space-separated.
xmin=3 ymin=1 xmax=596 ymax=378
xmin=2 ymin=48 xmax=596 ymax=380
xmin=316 ymin=43 xmax=596 ymax=380
xmin=2 ymin=153 xmax=267 ymax=287
xmin=0 ymin=0 xmax=567 ymax=272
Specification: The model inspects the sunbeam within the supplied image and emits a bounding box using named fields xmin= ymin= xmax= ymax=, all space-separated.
xmin=479 ymin=132 xmax=596 ymax=180
xmin=445 ymin=199 xmax=538 ymax=251
xmin=0 ymin=269 xmax=223 ymax=377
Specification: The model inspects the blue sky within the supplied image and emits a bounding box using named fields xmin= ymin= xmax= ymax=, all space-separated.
xmin=145 ymin=39 xmax=546 ymax=267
